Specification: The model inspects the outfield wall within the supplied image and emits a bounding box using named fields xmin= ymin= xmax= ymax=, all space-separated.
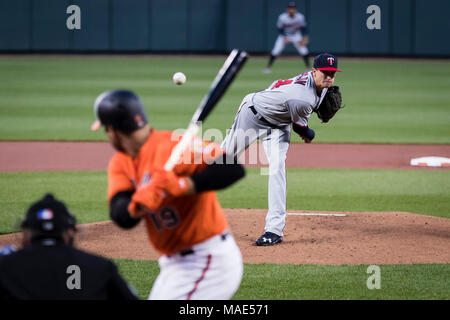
xmin=0 ymin=0 xmax=449 ymax=56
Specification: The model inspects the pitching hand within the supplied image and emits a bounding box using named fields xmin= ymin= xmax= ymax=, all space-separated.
xmin=301 ymin=136 xmax=312 ymax=143
xmin=300 ymin=128 xmax=315 ymax=143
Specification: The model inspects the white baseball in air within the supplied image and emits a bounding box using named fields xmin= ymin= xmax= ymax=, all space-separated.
xmin=173 ymin=72 xmax=186 ymax=85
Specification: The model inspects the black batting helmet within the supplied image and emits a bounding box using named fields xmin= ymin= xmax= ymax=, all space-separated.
xmin=91 ymin=89 xmax=148 ymax=134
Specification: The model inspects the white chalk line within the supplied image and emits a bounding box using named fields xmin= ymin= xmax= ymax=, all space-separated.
xmin=287 ymin=212 xmax=347 ymax=217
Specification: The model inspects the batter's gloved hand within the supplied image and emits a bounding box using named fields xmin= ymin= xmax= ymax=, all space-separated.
xmin=127 ymin=171 xmax=191 ymax=217
xmin=151 ymin=170 xmax=191 ymax=197
xmin=128 ymin=184 xmax=166 ymax=217
xmin=315 ymin=86 xmax=343 ymax=123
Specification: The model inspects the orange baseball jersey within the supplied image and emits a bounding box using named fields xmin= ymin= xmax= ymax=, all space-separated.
xmin=107 ymin=129 xmax=228 ymax=256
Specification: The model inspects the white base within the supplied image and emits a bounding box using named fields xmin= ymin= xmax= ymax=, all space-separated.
xmin=410 ymin=156 xmax=450 ymax=167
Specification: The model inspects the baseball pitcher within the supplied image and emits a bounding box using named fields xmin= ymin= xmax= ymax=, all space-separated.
xmin=91 ymin=90 xmax=245 ymax=300
xmin=222 ymin=53 xmax=343 ymax=246
xmin=264 ymin=1 xmax=310 ymax=74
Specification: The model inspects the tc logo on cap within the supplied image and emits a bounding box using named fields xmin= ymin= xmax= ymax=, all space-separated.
xmin=313 ymin=53 xmax=342 ymax=72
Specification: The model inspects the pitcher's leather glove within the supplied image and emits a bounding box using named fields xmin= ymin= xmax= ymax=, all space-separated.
xmin=316 ymin=86 xmax=343 ymax=123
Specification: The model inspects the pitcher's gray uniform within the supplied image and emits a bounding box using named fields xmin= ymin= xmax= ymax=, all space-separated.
xmin=221 ymin=71 xmax=327 ymax=240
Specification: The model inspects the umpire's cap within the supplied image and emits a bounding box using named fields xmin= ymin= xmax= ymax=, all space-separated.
xmin=91 ymin=89 xmax=148 ymax=134
xmin=21 ymin=194 xmax=77 ymax=233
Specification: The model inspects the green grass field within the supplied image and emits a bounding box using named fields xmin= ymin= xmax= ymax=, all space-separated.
xmin=114 ymin=259 xmax=450 ymax=300
xmin=0 ymin=56 xmax=449 ymax=143
xmin=0 ymin=55 xmax=449 ymax=300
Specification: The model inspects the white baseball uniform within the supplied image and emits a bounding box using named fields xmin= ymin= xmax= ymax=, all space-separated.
xmin=107 ymin=130 xmax=243 ymax=300
xmin=149 ymin=232 xmax=243 ymax=300
xmin=221 ymin=71 xmax=327 ymax=236
xmin=271 ymin=12 xmax=309 ymax=57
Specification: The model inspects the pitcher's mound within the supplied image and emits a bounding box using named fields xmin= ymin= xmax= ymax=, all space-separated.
xmin=1 ymin=209 xmax=449 ymax=265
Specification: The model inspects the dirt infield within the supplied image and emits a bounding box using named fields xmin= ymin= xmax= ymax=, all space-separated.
xmin=1 ymin=141 xmax=449 ymax=265
xmin=1 ymin=209 xmax=449 ymax=265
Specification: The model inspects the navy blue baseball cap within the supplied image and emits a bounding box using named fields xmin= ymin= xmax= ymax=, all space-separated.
xmin=313 ymin=53 xmax=342 ymax=72
xmin=288 ymin=2 xmax=296 ymax=8
xmin=21 ymin=193 xmax=77 ymax=233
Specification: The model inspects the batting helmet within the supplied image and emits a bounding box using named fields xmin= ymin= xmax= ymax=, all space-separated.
xmin=91 ymin=89 xmax=148 ymax=134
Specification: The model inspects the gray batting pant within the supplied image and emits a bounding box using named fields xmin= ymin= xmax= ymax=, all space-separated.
xmin=221 ymin=94 xmax=291 ymax=236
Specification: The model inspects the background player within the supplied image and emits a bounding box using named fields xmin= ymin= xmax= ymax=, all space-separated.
xmin=91 ymin=89 xmax=245 ymax=300
xmin=263 ymin=1 xmax=310 ymax=74
xmin=222 ymin=53 xmax=342 ymax=246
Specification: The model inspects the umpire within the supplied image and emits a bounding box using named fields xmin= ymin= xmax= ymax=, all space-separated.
xmin=0 ymin=193 xmax=138 ymax=300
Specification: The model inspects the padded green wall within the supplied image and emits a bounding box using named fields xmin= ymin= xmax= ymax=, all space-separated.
xmin=0 ymin=0 xmax=448 ymax=55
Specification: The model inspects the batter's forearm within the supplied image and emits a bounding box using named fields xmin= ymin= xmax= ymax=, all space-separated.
xmin=110 ymin=191 xmax=141 ymax=229
xmin=191 ymin=154 xmax=245 ymax=193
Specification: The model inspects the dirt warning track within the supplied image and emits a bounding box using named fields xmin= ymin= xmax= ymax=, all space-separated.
xmin=1 ymin=141 xmax=450 ymax=172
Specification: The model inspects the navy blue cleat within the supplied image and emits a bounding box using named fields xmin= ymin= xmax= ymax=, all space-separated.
xmin=255 ymin=232 xmax=283 ymax=246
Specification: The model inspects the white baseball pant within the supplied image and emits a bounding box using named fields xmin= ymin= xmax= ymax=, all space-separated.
xmin=271 ymin=32 xmax=309 ymax=57
xmin=148 ymin=232 xmax=243 ymax=300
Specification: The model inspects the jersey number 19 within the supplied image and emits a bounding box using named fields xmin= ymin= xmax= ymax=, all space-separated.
xmin=147 ymin=207 xmax=180 ymax=231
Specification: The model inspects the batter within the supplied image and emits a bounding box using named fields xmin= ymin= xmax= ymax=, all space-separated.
xmin=91 ymin=89 xmax=245 ymax=299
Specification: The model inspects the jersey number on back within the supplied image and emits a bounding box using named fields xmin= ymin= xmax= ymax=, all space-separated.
xmin=271 ymin=79 xmax=293 ymax=89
